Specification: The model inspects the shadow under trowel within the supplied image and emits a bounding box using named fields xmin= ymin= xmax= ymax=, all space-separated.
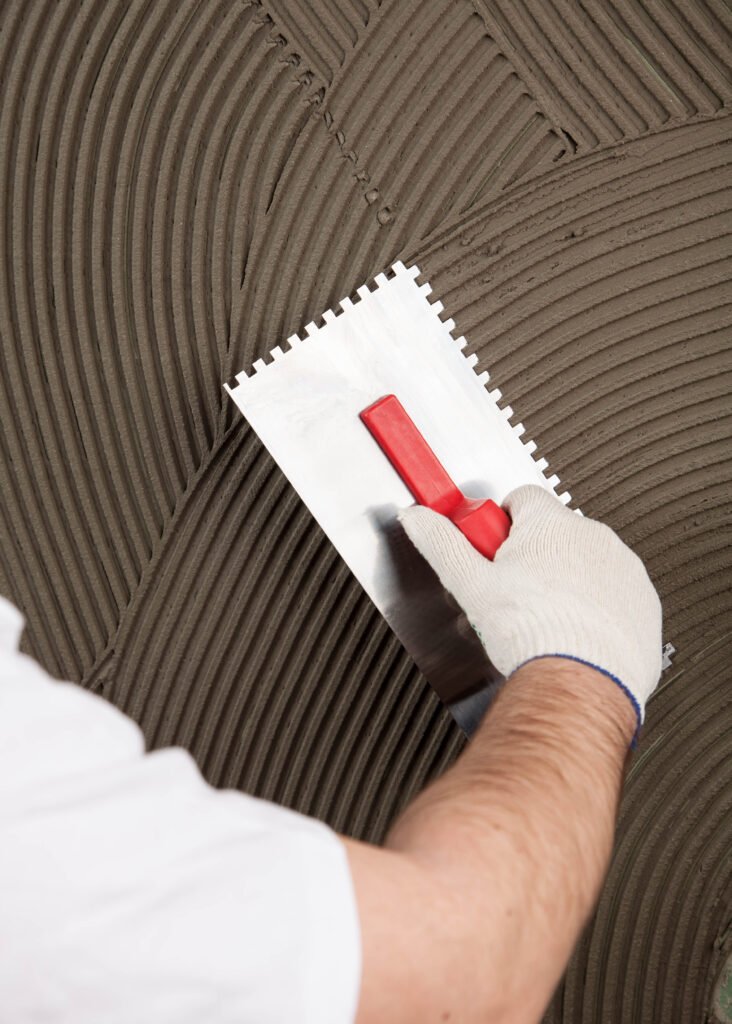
xmin=368 ymin=504 xmax=504 ymax=736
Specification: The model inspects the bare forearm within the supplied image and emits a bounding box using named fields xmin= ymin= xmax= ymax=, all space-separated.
xmin=383 ymin=658 xmax=636 ymax=1023
xmin=348 ymin=488 xmax=659 ymax=1023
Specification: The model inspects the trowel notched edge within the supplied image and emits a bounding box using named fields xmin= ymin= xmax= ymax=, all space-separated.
xmin=225 ymin=261 xmax=567 ymax=507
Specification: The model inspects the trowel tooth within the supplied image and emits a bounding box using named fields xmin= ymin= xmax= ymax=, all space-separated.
xmin=454 ymin=335 xmax=468 ymax=350
xmin=235 ymin=369 xmax=250 ymax=384
xmin=547 ymin=473 xmax=560 ymax=489
xmin=304 ymin=322 xmax=318 ymax=336
xmin=322 ymin=308 xmax=337 ymax=323
xmin=374 ymin=272 xmax=388 ymax=288
xmin=430 ymin=299 xmax=444 ymax=315
xmin=513 ymin=421 xmax=525 ymax=436
xmin=661 ymin=642 xmax=676 ymax=670
xmin=270 ymin=346 xmax=285 ymax=361
xmin=524 ymin=439 xmax=537 ymax=455
xmin=476 ymin=371 xmax=489 ymax=386
xmin=501 ymin=404 xmax=513 ymax=419
xmin=442 ymin=317 xmax=455 ymax=331
xmin=465 ymin=352 xmax=478 ymax=368
xmin=488 ymin=387 xmax=502 ymax=403
xmin=535 ymin=456 xmax=549 ymax=472
xmin=252 ymin=358 xmax=267 ymax=373
xmin=558 ymin=491 xmax=572 ymax=505
xmin=357 ymin=284 xmax=370 ymax=301
xmin=286 ymin=333 xmax=301 ymax=348
xmin=418 ymin=282 xmax=432 ymax=298
xmin=339 ymin=295 xmax=353 ymax=311
xmin=391 ymin=260 xmax=406 ymax=275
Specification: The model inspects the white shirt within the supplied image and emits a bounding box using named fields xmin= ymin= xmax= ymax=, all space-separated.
xmin=0 ymin=596 xmax=361 ymax=1022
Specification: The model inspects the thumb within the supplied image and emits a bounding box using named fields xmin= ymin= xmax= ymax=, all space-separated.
xmin=502 ymin=483 xmax=572 ymax=529
xmin=398 ymin=505 xmax=493 ymax=613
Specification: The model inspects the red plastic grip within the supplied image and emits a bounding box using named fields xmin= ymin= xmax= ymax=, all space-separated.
xmin=360 ymin=394 xmax=511 ymax=560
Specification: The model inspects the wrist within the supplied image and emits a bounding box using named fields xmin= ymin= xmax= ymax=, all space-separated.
xmin=510 ymin=656 xmax=639 ymax=748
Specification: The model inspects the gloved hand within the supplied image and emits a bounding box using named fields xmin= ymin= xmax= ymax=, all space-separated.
xmin=400 ymin=484 xmax=663 ymax=727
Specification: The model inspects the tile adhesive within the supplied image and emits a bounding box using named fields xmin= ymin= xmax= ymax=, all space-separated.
xmin=0 ymin=1 xmax=730 ymax=1020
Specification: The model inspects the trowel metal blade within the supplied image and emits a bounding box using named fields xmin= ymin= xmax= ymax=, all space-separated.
xmin=224 ymin=262 xmax=570 ymax=734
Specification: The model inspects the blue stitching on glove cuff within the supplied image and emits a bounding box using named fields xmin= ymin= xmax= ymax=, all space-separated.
xmin=514 ymin=654 xmax=642 ymax=750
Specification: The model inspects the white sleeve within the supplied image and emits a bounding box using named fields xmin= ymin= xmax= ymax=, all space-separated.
xmin=0 ymin=597 xmax=361 ymax=1024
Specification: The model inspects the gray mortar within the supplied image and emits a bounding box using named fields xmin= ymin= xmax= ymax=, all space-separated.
xmin=0 ymin=2 xmax=730 ymax=1022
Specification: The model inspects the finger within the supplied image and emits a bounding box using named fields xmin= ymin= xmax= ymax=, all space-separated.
xmin=398 ymin=505 xmax=493 ymax=612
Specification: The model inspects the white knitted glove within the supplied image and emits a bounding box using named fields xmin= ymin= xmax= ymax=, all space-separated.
xmin=400 ymin=484 xmax=663 ymax=727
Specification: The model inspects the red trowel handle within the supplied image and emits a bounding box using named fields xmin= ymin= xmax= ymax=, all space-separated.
xmin=360 ymin=394 xmax=511 ymax=560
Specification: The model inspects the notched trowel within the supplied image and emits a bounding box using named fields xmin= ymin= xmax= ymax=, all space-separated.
xmin=224 ymin=261 xmax=575 ymax=734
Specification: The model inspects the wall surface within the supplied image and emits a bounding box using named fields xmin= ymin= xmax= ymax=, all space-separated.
xmin=1 ymin=1 xmax=730 ymax=1020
